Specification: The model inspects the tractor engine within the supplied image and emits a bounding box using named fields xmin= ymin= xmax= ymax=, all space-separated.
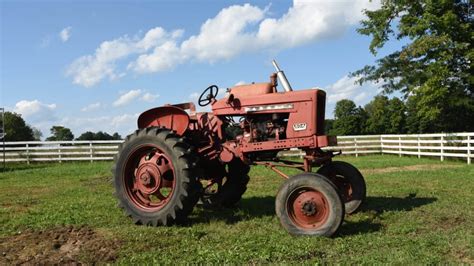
xmin=239 ymin=113 xmax=288 ymax=142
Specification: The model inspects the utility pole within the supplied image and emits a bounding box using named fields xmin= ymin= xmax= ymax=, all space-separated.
xmin=0 ymin=108 xmax=5 ymax=171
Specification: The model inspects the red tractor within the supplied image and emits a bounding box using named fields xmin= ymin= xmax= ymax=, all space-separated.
xmin=113 ymin=60 xmax=366 ymax=236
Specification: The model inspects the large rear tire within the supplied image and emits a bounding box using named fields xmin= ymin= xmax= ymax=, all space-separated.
xmin=317 ymin=161 xmax=366 ymax=214
xmin=112 ymin=127 xmax=200 ymax=226
xmin=275 ymin=173 xmax=344 ymax=237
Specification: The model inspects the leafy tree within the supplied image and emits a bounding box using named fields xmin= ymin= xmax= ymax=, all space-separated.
xmin=76 ymin=131 xmax=95 ymax=141
xmin=46 ymin=126 xmax=74 ymax=141
xmin=330 ymin=100 xmax=367 ymax=135
xmin=386 ymin=97 xmax=406 ymax=134
xmin=2 ymin=112 xmax=34 ymax=141
xmin=76 ymin=131 xmax=122 ymax=140
xmin=112 ymin=133 xmax=122 ymax=140
xmin=364 ymin=96 xmax=406 ymax=134
xmin=324 ymin=119 xmax=334 ymax=135
xmin=354 ymin=0 xmax=473 ymax=133
xmin=364 ymin=95 xmax=391 ymax=134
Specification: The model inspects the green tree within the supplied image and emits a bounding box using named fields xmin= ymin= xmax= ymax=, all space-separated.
xmin=354 ymin=0 xmax=473 ymax=133
xmin=46 ymin=126 xmax=74 ymax=141
xmin=76 ymin=131 xmax=122 ymax=140
xmin=112 ymin=132 xmax=122 ymax=140
xmin=330 ymin=100 xmax=367 ymax=135
xmin=386 ymin=97 xmax=406 ymax=134
xmin=76 ymin=131 xmax=95 ymax=141
xmin=324 ymin=119 xmax=334 ymax=135
xmin=3 ymin=112 xmax=34 ymax=141
xmin=364 ymin=95 xmax=391 ymax=134
xmin=364 ymin=96 xmax=406 ymax=134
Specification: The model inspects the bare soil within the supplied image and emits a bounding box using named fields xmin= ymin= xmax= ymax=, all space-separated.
xmin=0 ymin=226 xmax=120 ymax=265
xmin=361 ymin=164 xmax=461 ymax=175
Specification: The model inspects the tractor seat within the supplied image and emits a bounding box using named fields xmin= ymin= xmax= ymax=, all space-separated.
xmin=229 ymin=83 xmax=273 ymax=98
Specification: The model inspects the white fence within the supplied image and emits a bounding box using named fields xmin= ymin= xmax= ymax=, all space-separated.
xmin=1 ymin=132 xmax=473 ymax=164
xmin=1 ymin=140 xmax=122 ymax=163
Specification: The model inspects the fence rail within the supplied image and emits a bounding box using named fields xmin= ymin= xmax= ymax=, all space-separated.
xmin=1 ymin=133 xmax=473 ymax=164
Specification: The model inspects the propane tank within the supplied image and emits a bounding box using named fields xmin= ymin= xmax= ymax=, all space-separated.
xmin=272 ymin=60 xmax=293 ymax=92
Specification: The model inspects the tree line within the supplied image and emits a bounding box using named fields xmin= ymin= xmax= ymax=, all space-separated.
xmin=325 ymin=93 xmax=473 ymax=136
xmin=1 ymin=112 xmax=122 ymax=141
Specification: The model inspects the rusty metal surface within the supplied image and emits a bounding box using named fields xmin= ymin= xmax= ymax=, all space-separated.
xmin=137 ymin=106 xmax=190 ymax=135
xmin=124 ymin=144 xmax=176 ymax=212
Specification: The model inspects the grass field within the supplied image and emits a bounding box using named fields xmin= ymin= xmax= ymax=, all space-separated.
xmin=0 ymin=155 xmax=473 ymax=264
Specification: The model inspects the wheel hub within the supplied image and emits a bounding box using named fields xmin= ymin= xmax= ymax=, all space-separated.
xmin=301 ymin=201 xmax=317 ymax=216
xmin=135 ymin=162 xmax=161 ymax=194
xmin=289 ymin=189 xmax=329 ymax=229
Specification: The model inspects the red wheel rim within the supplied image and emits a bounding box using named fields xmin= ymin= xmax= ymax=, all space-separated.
xmin=123 ymin=144 xmax=175 ymax=212
xmin=287 ymin=188 xmax=329 ymax=229
xmin=329 ymin=174 xmax=353 ymax=202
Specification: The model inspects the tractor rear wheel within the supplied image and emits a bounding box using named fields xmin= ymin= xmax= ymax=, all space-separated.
xmin=275 ymin=173 xmax=344 ymax=237
xmin=317 ymin=161 xmax=366 ymax=214
xmin=112 ymin=127 xmax=200 ymax=226
xmin=201 ymin=159 xmax=250 ymax=208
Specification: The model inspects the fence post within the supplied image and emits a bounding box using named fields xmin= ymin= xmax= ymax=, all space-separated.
xmin=417 ymin=136 xmax=421 ymax=158
xmin=89 ymin=142 xmax=93 ymax=163
xmin=380 ymin=135 xmax=383 ymax=155
xmin=354 ymin=137 xmax=358 ymax=157
xmin=58 ymin=143 xmax=62 ymax=163
xmin=467 ymin=135 xmax=471 ymax=165
xmin=26 ymin=143 xmax=30 ymax=165
xmin=440 ymin=135 xmax=444 ymax=162
xmin=398 ymin=136 xmax=402 ymax=157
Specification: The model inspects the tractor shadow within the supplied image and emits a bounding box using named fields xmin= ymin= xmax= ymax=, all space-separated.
xmin=188 ymin=194 xmax=437 ymax=236
xmin=188 ymin=196 xmax=275 ymax=225
xmin=338 ymin=195 xmax=437 ymax=236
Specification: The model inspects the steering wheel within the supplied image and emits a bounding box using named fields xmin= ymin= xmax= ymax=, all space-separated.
xmin=198 ymin=85 xmax=219 ymax=107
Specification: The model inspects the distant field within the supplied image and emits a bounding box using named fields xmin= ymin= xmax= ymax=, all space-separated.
xmin=0 ymin=155 xmax=473 ymax=264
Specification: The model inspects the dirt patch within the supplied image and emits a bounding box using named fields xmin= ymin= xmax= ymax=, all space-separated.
xmin=361 ymin=164 xmax=461 ymax=175
xmin=0 ymin=226 xmax=120 ymax=264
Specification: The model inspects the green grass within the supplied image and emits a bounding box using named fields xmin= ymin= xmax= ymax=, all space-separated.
xmin=0 ymin=155 xmax=473 ymax=264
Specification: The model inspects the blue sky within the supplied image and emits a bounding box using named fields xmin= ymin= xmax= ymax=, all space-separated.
xmin=1 ymin=0 xmax=403 ymax=138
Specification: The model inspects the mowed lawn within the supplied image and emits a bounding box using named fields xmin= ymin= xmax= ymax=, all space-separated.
xmin=0 ymin=155 xmax=473 ymax=264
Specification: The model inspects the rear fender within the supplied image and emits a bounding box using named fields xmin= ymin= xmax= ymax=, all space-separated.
xmin=137 ymin=106 xmax=190 ymax=136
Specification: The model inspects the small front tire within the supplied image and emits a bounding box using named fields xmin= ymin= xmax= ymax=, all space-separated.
xmin=275 ymin=173 xmax=344 ymax=237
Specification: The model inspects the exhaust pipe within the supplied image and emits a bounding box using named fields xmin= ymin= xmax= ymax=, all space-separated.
xmin=272 ymin=60 xmax=293 ymax=92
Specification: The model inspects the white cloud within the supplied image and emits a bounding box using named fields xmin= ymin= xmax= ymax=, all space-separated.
xmin=189 ymin=92 xmax=200 ymax=101
xmin=68 ymin=0 xmax=380 ymax=87
xmin=12 ymin=100 xmax=58 ymax=137
xmin=13 ymin=100 xmax=57 ymax=122
xmin=81 ymin=102 xmax=102 ymax=112
xmin=325 ymin=75 xmax=378 ymax=104
xmin=113 ymin=89 xmax=142 ymax=107
xmin=323 ymin=74 xmax=381 ymax=117
xmin=61 ymin=113 xmax=139 ymax=137
xmin=141 ymin=92 xmax=159 ymax=102
xmin=59 ymin=26 xmax=72 ymax=42
xmin=234 ymin=81 xmax=247 ymax=86
xmin=66 ymin=27 xmax=183 ymax=87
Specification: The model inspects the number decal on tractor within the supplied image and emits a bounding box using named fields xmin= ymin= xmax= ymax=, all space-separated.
xmin=293 ymin=123 xmax=307 ymax=131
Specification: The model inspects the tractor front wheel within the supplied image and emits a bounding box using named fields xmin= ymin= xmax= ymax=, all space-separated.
xmin=112 ymin=127 xmax=200 ymax=226
xmin=275 ymin=173 xmax=344 ymax=237
xmin=317 ymin=161 xmax=366 ymax=214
